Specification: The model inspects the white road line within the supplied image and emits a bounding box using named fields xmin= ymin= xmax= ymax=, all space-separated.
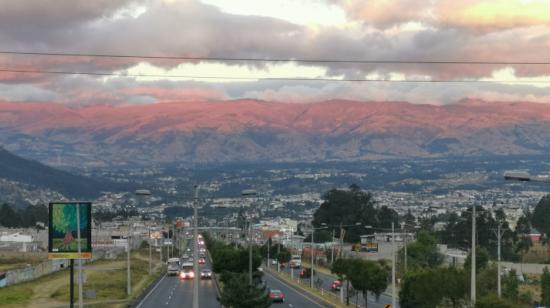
xmin=136 ymin=274 xmax=167 ymax=308
xmin=265 ymin=272 xmax=325 ymax=308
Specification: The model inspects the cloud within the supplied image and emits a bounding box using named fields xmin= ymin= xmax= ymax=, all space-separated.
xmin=331 ymin=0 xmax=550 ymax=30
xmin=0 ymin=0 xmax=549 ymax=107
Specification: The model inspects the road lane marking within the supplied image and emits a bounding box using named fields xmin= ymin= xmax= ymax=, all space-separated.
xmin=265 ymin=271 xmax=325 ymax=308
xmin=136 ymin=274 xmax=167 ymax=308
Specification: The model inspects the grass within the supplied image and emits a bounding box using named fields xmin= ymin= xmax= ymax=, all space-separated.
xmin=50 ymin=251 xmax=157 ymax=302
xmin=0 ymin=248 xmax=163 ymax=307
xmin=0 ymin=283 xmax=34 ymax=306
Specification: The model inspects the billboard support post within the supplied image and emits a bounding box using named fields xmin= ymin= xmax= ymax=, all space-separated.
xmin=70 ymin=259 xmax=74 ymax=308
xmin=76 ymin=203 xmax=83 ymax=308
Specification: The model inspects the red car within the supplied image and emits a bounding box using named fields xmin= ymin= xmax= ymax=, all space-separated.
xmin=331 ymin=279 xmax=342 ymax=291
xmin=269 ymin=289 xmax=284 ymax=303
xmin=198 ymin=258 xmax=206 ymax=264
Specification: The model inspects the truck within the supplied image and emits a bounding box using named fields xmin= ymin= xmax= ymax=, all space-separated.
xmin=167 ymin=257 xmax=181 ymax=276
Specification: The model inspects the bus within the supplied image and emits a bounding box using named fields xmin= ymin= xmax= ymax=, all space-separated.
xmin=167 ymin=257 xmax=180 ymax=276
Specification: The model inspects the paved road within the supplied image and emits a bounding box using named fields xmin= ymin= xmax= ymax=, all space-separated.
xmin=263 ymin=270 xmax=333 ymax=307
xmin=278 ymin=265 xmax=398 ymax=308
xmin=137 ymin=240 xmax=220 ymax=308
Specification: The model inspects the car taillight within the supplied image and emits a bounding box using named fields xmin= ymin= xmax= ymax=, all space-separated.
xmin=279 ymin=294 xmax=283 ymax=298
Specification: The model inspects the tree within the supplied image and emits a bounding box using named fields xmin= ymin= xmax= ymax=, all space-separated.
xmin=0 ymin=203 xmax=20 ymax=227
xmin=541 ymin=267 xmax=550 ymax=306
xmin=313 ymin=185 xmax=398 ymax=242
xmin=304 ymin=229 xmax=332 ymax=243
xmin=399 ymin=267 xmax=467 ymax=308
xmin=400 ymin=230 xmax=442 ymax=272
xmin=348 ymin=259 xmax=389 ymax=308
xmin=503 ymin=269 xmax=519 ymax=303
xmin=514 ymin=214 xmax=533 ymax=255
xmin=219 ymin=273 xmax=270 ymax=308
xmin=464 ymin=246 xmax=490 ymax=274
xmin=532 ymin=195 xmax=550 ymax=242
xmin=332 ymin=258 xmax=353 ymax=305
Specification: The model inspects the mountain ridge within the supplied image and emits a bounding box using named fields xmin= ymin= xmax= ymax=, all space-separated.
xmin=1 ymin=99 xmax=550 ymax=166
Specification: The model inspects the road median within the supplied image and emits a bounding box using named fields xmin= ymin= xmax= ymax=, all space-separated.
xmin=265 ymin=267 xmax=345 ymax=307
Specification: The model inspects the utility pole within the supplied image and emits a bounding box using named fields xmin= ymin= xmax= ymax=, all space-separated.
xmin=401 ymin=222 xmax=408 ymax=273
xmin=391 ymin=222 xmax=396 ymax=308
xmin=148 ymin=227 xmax=152 ymax=275
xmin=192 ymin=184 xmax=199 ymax=308
xmin=331 ymin=229 xmax=335 ymax=264
xmin=76 ymin=203 xmax=83 ymax=308
xmin=495 ymin=224 xmax=505 ymax=298
xmin=127 ymin=220 xmax=132 ymax=296
xmin=471 ymin=204 xmax=476 ymax=305
xmin=311 ymin=227 xmax=315 ymax=289
xmin=249 ymin=220 xmax=253 ymax=284
xmin=277 ymin=243 xmax=281 ymax=272
xmin=267 ymin=238 xmax=270 ymax=270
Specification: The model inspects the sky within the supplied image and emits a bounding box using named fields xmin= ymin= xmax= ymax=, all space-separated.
xmin=1 ymin=0 xmax=550 ymax=106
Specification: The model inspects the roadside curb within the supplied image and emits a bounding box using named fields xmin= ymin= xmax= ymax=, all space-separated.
xmin=131 ymin=272 xmax=166 ymax=308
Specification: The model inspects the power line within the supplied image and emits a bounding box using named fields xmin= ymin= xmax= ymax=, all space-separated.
xmin=0 ymin=50 xmax=549 ymax=65
xmin=0 ymin=67 xmax=548 ymax=84
xmin=1 ymin=68 xmax=549 ymax=83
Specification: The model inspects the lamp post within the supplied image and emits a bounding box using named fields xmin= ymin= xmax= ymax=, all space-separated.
xmin=242 ymin=189 xmax=258 ymax=285
xmin=135 ymin=189 xmax=152 ymax=275
xmin=192 ymin=184 xmax=199 ymax=308
xmin=309 ymin=223 xmax=327 ymax=289
xmin=471 ymin=203 xmax=476 ymax=305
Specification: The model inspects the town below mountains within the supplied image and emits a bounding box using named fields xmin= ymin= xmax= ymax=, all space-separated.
xmin=2 ymin=99 xmax=550 ymax=167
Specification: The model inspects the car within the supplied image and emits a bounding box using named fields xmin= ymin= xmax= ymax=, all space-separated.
xmin=300 ymin=268 xmax=315 ymax=279
xmin=188 ymin=257 xmax=194 ymax=262
xmin=198 ymin=258 xmax=206 ymax=264
xmin=182 ymin=254 xmax=189 ymax=259
xmin=269 ymin=289 xmax=284 ymax=303
xmin=331 ymin=279 xmax=342 ymax=291
xmin=179 ymin=262 xmax=194 ymax=279
xmin=200 ymin=268 xmax=212 ymax=279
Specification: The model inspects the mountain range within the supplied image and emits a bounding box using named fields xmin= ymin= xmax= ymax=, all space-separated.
xmin=1 ymin=99 xmax=550 ymax=167
xmin=0 ymin=147 xmax=128 ymax=199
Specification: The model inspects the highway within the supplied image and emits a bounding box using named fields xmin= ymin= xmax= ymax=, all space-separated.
xmin=137 ymin=239 xmax=220 ymax=308
xmin=279 ymin=265 xmax=398 ymax=308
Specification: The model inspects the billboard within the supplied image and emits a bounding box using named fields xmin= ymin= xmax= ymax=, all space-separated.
xmin=48 ymin=202 xmax=92 ymax=259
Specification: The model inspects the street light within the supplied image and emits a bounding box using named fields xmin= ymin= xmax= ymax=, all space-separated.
xmin=241 ymin=189 xmax=258 ymax=285
xmin=504 ymin=171 xmax=550 ymax=183
xmin=192 ymin=184 xmax=200 ymax=308
xmin=135 ymin=190 xmax=152 ymax=275
xmin=309 ymin=223 xmax=327 ymax=289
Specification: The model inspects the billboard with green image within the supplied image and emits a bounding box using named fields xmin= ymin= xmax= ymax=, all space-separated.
xmin=48 ymin=202 xmax=92 ymax=259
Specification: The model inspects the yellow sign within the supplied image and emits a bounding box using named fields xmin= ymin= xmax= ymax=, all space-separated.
xmin=384 ymin=305 xmax=392 ymax=308
xmin=48 ymin=252 xmax=92 ymax=259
